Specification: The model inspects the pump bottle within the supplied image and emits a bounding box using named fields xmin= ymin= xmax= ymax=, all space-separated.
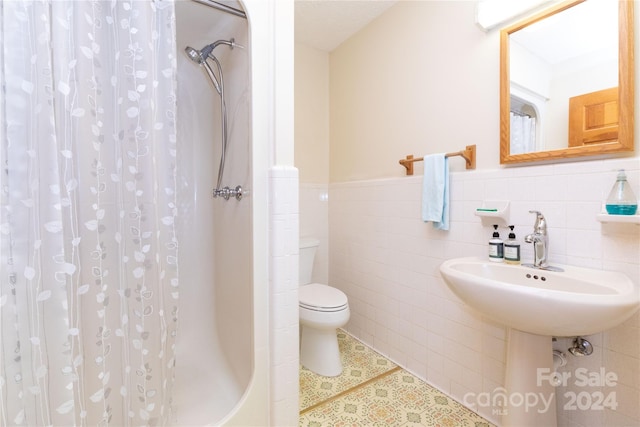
xmin=504 ymin=225 xmax=521 ymax=265
xmin=489 ymin=225 xmax=504 ymax=262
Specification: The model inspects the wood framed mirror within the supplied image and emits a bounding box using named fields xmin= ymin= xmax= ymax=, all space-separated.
xmin=500 ymin=0 xmax=634 ymax=164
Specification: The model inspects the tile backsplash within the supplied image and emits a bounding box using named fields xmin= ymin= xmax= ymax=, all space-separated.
xmin=309 ymin=157 xmax=640 ymax=427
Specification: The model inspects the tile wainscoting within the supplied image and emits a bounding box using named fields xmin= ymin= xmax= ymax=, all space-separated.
xmin=320 ymin=157 xmax=639 ymax=427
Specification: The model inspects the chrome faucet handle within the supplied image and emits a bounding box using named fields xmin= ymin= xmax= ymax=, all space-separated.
xmin=524 ymin=210 xmax=563 ymax=271
xmin=528 ymin=210 xmax=547 ymax=235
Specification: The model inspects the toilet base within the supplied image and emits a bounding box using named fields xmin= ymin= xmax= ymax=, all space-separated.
xmin=300 ymin=326 xmax=342 ymax=377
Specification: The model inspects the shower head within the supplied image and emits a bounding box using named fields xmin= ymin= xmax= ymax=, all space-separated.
xmin=184 ymin=45 xmax=223 ymax=94
xmin=185 ymin=46 xmax=205 ymax=64
xmin=184 ymin=38 xmax=237 ymax=64
xmin=184 ymin=39 xmax=238 ymax=94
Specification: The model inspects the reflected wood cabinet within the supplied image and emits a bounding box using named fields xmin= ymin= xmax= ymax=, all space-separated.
xmin=568 ymin=87 xmax=618 ymax=147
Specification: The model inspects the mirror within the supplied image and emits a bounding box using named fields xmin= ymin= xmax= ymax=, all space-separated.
xmin=500 ymin=0 xmax=634 ymax=164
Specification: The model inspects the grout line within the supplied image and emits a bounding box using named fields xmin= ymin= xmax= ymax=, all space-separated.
xmin=299 ymin=366 xmax=403 ymax=416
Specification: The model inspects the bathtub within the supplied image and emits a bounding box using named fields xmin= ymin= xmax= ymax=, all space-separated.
xmin=173 ymin=1 xmax=267 ymax=425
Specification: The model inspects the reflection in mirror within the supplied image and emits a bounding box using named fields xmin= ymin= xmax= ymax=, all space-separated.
xmin=500 ymin=0 xmax=634 ymax=164
xmin=510 ymin=0 xmax=617 ymax=153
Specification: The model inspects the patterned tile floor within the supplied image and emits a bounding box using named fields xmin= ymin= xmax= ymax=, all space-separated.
xmin=300 ymin=330 xmax=494 ymax=427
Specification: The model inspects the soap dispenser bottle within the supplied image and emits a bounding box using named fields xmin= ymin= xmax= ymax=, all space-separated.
xmin=504 ymin=225 xmax=521 ymax=265
xmin=605 ymin=169 xmax=638 ymax=215
xmin=489 ymin=225 xmax=504 ymax=262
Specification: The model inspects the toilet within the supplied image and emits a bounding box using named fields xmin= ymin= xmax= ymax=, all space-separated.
xmin=299 ymin=238 xmax=350 ymax=377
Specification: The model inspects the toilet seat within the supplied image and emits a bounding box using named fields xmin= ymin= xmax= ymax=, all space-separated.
xmin=299 ymin=283 xmax=348 ymax=312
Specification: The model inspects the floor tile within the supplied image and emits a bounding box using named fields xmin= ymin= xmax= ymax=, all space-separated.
xmin=300 ymin=331 xmax=398 ymax=411
xmin=300 ymin=330 xmax=494 ymax=427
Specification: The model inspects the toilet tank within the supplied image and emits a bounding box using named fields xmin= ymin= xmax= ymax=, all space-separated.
xmin=299 ymin=238 xmax=320 ymax=285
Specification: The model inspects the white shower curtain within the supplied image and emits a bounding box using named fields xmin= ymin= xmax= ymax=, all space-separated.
xmin=0 ymin=1 xmax=178 ymax=426
xmin=510 ymin=112 xmax=537 ymax=154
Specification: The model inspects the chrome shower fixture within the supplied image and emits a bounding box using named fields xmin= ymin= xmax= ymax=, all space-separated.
xmin=215 ymin=185 xmax=243 ymax=201
xmin=184 ymin=38 xmax=238 ymax=64
xmin=184 ymin=39 xmax=237 ymax=94
xmin=184 ymin=38 xmax=243 ymax=201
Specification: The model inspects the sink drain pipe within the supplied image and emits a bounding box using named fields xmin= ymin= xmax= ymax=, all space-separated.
xmin=548 ymin=350 xmax=568 ymax=386
xmin=553 ymin=349 xmax=567 ymax=369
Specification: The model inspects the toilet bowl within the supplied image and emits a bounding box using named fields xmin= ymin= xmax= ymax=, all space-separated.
xmin=299 ymin=283 xmax=350 ymax=376
xmin=299 ymin=239 xmax=350 ymax=377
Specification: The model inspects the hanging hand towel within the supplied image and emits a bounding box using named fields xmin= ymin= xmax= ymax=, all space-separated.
xmin=421 ymin=154 xmax=450 ymax=230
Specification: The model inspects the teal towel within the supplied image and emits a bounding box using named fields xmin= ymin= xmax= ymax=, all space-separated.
xmin=421 ymin=154 xmax=449 ymax=230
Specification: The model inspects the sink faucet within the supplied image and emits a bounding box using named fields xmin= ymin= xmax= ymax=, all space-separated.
xmin=524 ymin=210 xmax=550 ymax=269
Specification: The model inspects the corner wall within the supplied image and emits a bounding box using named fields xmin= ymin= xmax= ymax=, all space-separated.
xmin=295 ymin=43 xmax=331 ymax=283
xmin=295 ymin=44 xmax=330 ymax=184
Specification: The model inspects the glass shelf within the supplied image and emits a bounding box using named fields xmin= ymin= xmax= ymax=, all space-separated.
xmin=596 ymin=213 xmax=640 ymax=225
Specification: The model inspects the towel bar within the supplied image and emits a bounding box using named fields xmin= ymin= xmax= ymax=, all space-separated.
xmin=399 ymin=144 xmax=476 ymax=175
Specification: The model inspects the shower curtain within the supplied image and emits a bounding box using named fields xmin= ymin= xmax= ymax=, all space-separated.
xmin=0 ymin=1 xmax=178 ymax=426
xmin=510 ymin=112 xmax=537 ymax=154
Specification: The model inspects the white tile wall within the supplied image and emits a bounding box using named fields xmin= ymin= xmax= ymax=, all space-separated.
xmin=269 ymin=166 xmax=300 ymax=427
xmin=328 ymin=158 xmax=640 ymax=427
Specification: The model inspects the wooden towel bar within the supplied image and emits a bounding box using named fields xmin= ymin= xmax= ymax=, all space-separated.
xmin=399 ymin=144 xmax=476 ymax=175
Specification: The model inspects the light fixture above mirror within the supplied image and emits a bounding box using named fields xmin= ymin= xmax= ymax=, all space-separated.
xmin=500 ymin=0 xmax=634 ymax=165
xmin=476 ymin=0 xmax=552 ymax=31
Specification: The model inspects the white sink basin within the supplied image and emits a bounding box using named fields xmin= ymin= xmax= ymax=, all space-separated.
xmin=440 ymin=257 xmax=640 ymax=336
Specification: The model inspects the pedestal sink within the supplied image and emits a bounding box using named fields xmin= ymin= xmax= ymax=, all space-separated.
xmin=440 ymin=257 xmax=640 ymax=427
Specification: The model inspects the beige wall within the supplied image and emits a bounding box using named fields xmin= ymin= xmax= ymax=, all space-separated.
xmin=330 ymin=1 xmax=499 ymax=181
xmin=328 ymin=0 xmax=640 ymax=182
xmin=294 ymin=43 xmax=330 ymax=184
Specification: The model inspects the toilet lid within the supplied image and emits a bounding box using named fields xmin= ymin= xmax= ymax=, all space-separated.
xmin=299 ymin=283 xmax=348 ymax=312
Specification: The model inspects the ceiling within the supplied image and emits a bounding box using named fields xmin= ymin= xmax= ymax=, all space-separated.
xmin=295 ymin=0 xmax=398 ymax=52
